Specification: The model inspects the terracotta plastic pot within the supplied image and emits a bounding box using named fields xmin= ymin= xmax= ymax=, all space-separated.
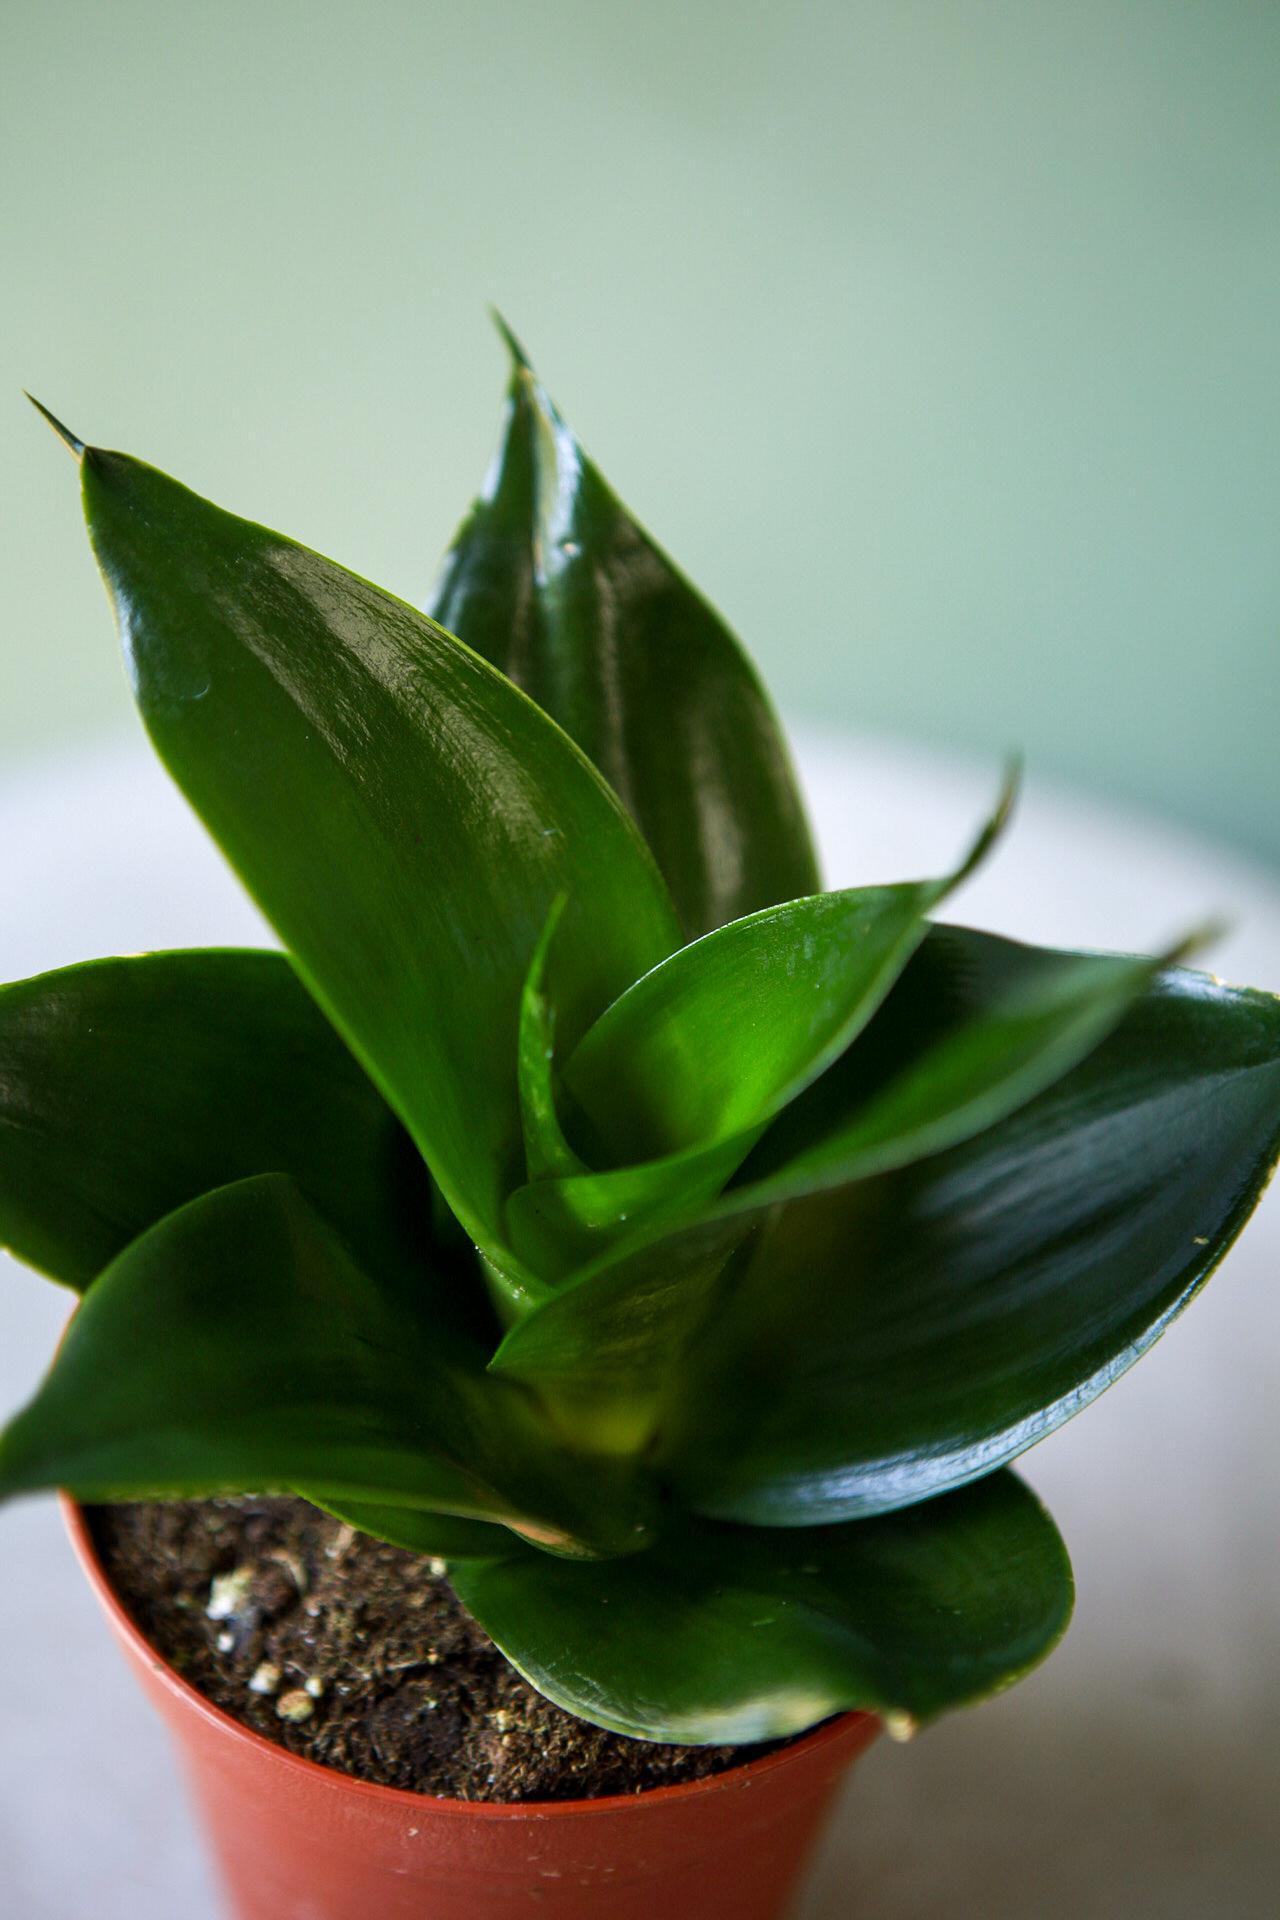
xmin=65 ymin=1498 xmax=880 ymax=1919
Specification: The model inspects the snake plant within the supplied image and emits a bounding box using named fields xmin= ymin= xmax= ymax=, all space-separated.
xmin=3 ymin=328 xmax=1278 ymax=1748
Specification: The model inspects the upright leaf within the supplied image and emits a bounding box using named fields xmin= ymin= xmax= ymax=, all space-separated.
xmin=427 ymin=330 xmax=820 ymax=938
xmin=504 ymin=779 xmax=1015 ymax=1266
xmin=77 ymin=442 xmax=682 ymax=1302
xmin=492 ymin=1213 xmax=760 ymax=1457
xmin=451 ymin=1474 xmax=1072 ymax=1743
xmin=0 ymin=949 xmax=436 ymax=1296
xmin=566 ymin=777 xmax=1016 ymax=1164
xmin=516 ymin=896 xmax=587 ymax=1184
xmin=426 ymin=328 xmax=544 ymax=716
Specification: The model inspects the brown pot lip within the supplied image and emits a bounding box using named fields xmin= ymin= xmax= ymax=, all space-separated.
xmin=63 ymin=1494 xmax=879 ymax=1820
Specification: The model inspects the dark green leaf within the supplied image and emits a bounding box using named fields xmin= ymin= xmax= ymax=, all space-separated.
xmin=0 ymin=1175 xmax=655 ymax=1559
xmin=491 ymin=1213 xmax=759 ymax=1456
xmin=731 ymin=924 xmax=1205 ymax=1206
xmin=451 ymin=1472 xmax=1072 ymax=1743
xmin=567 ymin=893 xmax=949 ymax=1164
xmin=425 ymin=327 xmax=543 ymax=727
xmin=428 ymin=332 xmax=820 ymax=939
xmin=516 ymin=896 xmax=587 ymax=1184
xmin=79 ymin=446 xmax=682 ymax=1307
xmin=669 ymin=934 xmax=1280 ymax=1522
xmin=504 ymin=781 xmax=1017 ymax=1268
xmin=503 ymin=1138 xmax=752 ymax=1281
xmin=0 ymin=949 xmax=435 ymax=1296
xmin=496 ymin=931 xmax=1251 ymax=1482
xmin=304 ymin=1493 xmax=512 ymax=1562
xmin=566 ymin=774 xmax=1016 ymax=1164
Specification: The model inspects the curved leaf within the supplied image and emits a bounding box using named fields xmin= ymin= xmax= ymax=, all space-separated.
xmin=568 ymin=787 xmax=1014 ymax=1165
xmin=505 ymin=782 xmax=1017 ymax=1269
xmin=495 ymin=925 xmax=1184 ymax=1420
xmin=670 ymin=938 xmax=1280 ymax=1522
xmin=731 ymin=924 xmax=1205 ymax=1206
xmin=425 ymin=327 xmax=544 ymax=727
xmin=451 ymin=1472 xmax=1072 ymax=1743
xmin=78 ymin=444 xmax=681 ymax=1303
xmin=0 ymin=949 xmax=436 ymax=1296
xmin=516 ymin=896 xmax=587 ymax=1184
xmin=492 ymin=1213 xmax=760 ymax=1457
xmin=0 ymin=1175 xmax=655 ymax=1559
xmin=304 ymin=1493 xmax=511 ymax=1562
xmin=504 ymin=1140 xmax=753 ymax=1282
xmin=428 ymin=329 xmax=819 ymax=939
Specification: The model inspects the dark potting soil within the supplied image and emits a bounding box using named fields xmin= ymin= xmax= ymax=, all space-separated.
xmin=90 ymin=1495 xmax=768 ymax=1802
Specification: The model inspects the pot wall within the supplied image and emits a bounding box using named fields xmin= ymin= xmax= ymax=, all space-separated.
xmin=65 ymin=1498 xmax=879 ymax=1920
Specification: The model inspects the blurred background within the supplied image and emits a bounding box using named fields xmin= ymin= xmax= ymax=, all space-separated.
xmin=4 ymin=6 xmax=1280 ymax=1917
xmin=3 ymin=0 xmax=1278 ymax=863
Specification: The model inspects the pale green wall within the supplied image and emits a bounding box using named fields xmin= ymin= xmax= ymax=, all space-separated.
xmin=3 ymin=1 xmax=1278 ymax=862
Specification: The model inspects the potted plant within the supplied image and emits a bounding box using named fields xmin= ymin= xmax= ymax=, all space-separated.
xmin=4 ymin=326 xmax=1279 ymax=1920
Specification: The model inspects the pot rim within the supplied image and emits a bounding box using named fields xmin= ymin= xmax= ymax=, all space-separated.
xmin=62 ymin=1494 xmax=878 ymax=1820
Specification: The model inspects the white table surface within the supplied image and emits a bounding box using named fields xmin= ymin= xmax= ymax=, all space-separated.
xmin=2 ymin=728 xmax=1277 ymax=1920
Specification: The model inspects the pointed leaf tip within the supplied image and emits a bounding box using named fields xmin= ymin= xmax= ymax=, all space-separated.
xmin=954 ymin=757 xmax=1022 ymax=885
xmin=1173 ymin=917 xmax=1229 ymax=965
xmin=24 ymin=394 xmax=85 ymax=458
xmin=487 ymin=308 xmax=533 ymax=373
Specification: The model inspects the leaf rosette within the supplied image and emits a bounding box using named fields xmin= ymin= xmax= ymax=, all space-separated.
xmin=3 ymin=343 xmax=1277 ymax=1744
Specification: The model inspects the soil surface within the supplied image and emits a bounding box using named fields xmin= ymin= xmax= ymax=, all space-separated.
xmin=90 ymin=1495 xmax=767 ymax=1802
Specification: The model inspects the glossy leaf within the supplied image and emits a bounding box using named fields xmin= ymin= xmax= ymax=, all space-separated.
xmin=0 ymin=949 xmax=435 ymax=1295
xmin=492 ymin=1213 xmax=760 ymax=1457
xmin=504 ymin=782 xmax=1017 ymax=1268
xmin=504 ymin=1139 xmax=754 ymax=1283
xmin=451 ymin=1472 xmax=1072 ymax=1743
xmin=516 ymin=896 xmax=587 ymax=1184
xmin=669 ymin=936 xmax=1280 ymax=1523
xmin=16 ymin=370 xmax=1280 ymax=1755
xmin=428 ymin=330 xmax=820 ymax=939
xmin=567 ymin=785 xmax=1014 ymax=1165
xmin=495 ymin=924 xmax=1182 ymax=1420
xmin=730 ymin=924 xmax=1205 ymax=1206
xmin=79 ymin=444 xmax=681 ymax=1303
xmin=425 ymin=328 xmax=543 ymax=731
xmin=305 ymin=1494 xmax=511 ymax=1562
xmin=0 ymin=1175 xmax=655 ymax=1558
